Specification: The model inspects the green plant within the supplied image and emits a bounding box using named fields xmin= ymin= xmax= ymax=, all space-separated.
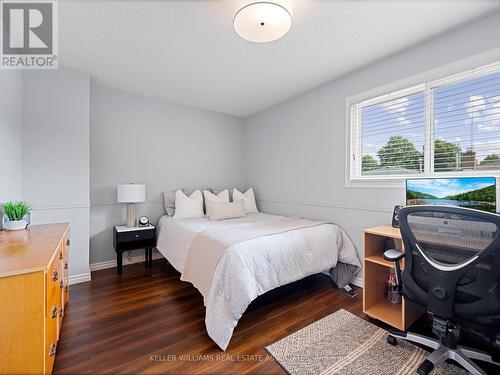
xmin=1 ymin=201 xmax=32 ymax=221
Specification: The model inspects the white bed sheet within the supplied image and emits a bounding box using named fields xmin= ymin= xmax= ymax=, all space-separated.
xmin=156 ymin=213 xmax=360 ymax=350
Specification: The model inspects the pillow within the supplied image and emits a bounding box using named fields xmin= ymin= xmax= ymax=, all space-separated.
xmin=232 ymin=188 xmax=258 ymax=213
xmin=164 ymin=188 xmax=210 ymax=216
xmin=173 ymin=190 xmax=204 ymax=219
xmin=204 ymin=189 xmax=229 ymax=217
xmin=163 ymin=191 xmax=176 ymax=216
xmin=209 ymin=200 xmax=246 ymax=221
xmin=211 ymin=188 xmax=233 ymax=202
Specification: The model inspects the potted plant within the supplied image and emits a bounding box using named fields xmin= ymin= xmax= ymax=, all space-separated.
xmin=1 ymin=201 xmax=32 ymax=231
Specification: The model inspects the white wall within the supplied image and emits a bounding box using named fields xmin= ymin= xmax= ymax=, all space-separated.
xmin=22 ymin=69 xmax=90 ymax=281
xmin=0 ymin=71 xmax=23 ymax=207
xmin=90 ymin=85 xmax=245 ymax=264
xmin=243 ymin=12 xmax=500 ymax=275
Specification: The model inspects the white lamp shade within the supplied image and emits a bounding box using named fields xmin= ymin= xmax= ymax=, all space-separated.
xmin=117 ymin=184 xmax=146 ymax=203
xmin=234 ymin=1 xmax=292 ymax=43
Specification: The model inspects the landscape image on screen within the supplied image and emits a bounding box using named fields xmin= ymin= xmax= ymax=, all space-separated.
xmin=406 ymin=177 xmax=496 ymax=213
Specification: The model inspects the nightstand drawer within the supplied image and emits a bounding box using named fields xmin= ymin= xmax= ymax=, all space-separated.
xmin=113 ymin=225 xmax=156 ymax=273
xmin=116 ymin=229 xmax=155 ymax=243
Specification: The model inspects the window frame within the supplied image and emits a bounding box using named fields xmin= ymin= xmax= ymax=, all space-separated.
xmin=346 ymin=51 xmax=500 ymax=189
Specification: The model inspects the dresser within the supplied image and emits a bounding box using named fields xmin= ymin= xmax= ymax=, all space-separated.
xmin=0 ymin=224 xmax=70 ymax=375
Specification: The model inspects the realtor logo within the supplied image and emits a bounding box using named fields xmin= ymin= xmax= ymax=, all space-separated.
xmin=1 ymin=0 xmax=58 ymax=69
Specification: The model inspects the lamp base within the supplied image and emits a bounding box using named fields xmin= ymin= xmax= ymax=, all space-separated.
xmin=127 ymin=203 xmax=136 ymax=227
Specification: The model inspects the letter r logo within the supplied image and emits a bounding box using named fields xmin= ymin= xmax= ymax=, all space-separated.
xmin=2 ymin=1 xmax=53 ymax=55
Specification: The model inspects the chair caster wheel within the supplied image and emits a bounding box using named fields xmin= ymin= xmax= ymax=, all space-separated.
xmin=417 ymin=359 xmax=434 ymax=375
xmin=387 ymin=335 xmax=397 ymax=346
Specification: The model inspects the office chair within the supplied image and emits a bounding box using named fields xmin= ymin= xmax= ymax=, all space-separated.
xmin=384 ymin=205 xmax=500 ymax=375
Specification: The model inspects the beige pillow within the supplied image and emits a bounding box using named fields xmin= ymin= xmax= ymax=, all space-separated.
xmin=164 ymin=188 xmax=210 ymax=216
xmin=209 ymin=200 xmax=246 ymax=221
xmin=232 ymin=188 xmax=258 ymax=213
xmin=204 ymin=189 xmax=230 ymax=217
xmin=173 ymin=190 xmax=204 ymax=219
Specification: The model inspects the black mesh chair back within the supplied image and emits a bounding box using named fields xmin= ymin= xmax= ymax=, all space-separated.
xmin=399 ymin=205 xmax=500 ymax=322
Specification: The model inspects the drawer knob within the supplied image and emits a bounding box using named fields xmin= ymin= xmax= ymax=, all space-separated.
xmin=65 ymin=285 xmax=69 ymax=292
xmin=59 ymin=251 xmax=63 ymax=260
xmin=49 ymin=342 xmax=56 ymax=356
xmin=53 ymin=270 xmax=58 ymax=282
xmin=51 ymin=305 xmax=57 ymax=319
xmin=64 ymin=262 xmax=68 ymax=270
xmin=59 ymin=306 xmax=64 ymax=318
xmin=135 ymin=234 xmax=139 ymax=238
xmin=66 ymin=239 xmax=71 ymax=246
xmin=60 ymin=280 xmax=64 ymax=289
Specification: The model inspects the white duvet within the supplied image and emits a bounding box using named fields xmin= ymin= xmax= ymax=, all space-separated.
xmin=156 ymin=213 xmax=360 ymax=350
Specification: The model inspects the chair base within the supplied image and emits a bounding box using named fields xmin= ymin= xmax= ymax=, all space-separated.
xmin=388 ymin=329 xmax=499 ymax=375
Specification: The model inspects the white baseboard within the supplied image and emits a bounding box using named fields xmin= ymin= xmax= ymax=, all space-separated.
xmin=90 ymin=251 xmax=164 ymax=272
xmin=69 ymin=272 xmax=91 ymax=285
xmin=351 ymin=276 xmax=363 ymax=288
xmin=321 ymin=271 xmax=363 ymax=289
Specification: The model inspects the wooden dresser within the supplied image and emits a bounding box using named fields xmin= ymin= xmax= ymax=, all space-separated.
xmin=0 ymin=224 xmax=70 ymax=375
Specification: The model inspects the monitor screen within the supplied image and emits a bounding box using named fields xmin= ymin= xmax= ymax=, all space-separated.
xmin=406 ymin=177 xmax=497 ymax=213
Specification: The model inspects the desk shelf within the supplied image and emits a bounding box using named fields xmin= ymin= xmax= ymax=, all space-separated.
xmin=362 ymin=225 xmax=421 ymax=331
xmin=365 ymin=254 xmax=394 ymax=268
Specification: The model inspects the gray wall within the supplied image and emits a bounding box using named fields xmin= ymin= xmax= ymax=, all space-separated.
xmin=90 ymin=85 xmax=245 ymax=264
xmin=0 ymin=71 xmax=22 ymax=207
xmin=22 ymin=69 xmax=91 ymax=280
xmin=243 ymin=12 xmax=500 ymax=279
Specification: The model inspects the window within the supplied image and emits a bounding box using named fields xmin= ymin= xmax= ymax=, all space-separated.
xmin=349 ymin=62 xmax=500 ymax=183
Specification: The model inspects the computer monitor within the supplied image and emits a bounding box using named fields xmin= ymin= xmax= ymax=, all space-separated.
xmin=406 ymin=177 xmax=497 ymax=213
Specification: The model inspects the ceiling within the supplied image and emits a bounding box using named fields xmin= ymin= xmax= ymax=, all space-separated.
xmin=59 ymin=0 xmax=500 ymax=118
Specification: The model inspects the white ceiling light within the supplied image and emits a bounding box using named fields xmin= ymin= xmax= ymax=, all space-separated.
xmin=234 ymin=1 xmax=292 ymax=43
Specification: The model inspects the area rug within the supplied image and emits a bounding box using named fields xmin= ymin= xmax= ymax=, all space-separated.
xmin=265 ymin=309 xmax=468 ymax=375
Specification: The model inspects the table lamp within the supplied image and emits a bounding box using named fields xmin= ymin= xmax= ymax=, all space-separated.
xmin=117 ymin=184 xmax=146 ymax=227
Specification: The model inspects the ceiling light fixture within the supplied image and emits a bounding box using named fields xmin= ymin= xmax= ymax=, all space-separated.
xmin=234 ymin=1 xmax=292 ymax=43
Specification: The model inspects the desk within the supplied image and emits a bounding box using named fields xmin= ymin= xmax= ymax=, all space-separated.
xmin=362 ymin=225 xmax=422 ymax=330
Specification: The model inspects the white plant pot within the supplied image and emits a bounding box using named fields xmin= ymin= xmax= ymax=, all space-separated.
xmin=4 ymin=219 xmax=28 ymax=231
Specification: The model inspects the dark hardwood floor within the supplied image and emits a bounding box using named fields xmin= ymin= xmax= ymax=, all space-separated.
xmin=54 ymin=259 xmax=365 ymax=374
xmin=53 ymin=259 xmax=495 ymax=374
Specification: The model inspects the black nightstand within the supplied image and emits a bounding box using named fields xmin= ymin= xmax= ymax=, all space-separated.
xmin=112 ymin=225 xmax=156 ymax=274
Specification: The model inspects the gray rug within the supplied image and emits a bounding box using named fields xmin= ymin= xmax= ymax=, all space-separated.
xmin=265 ymin=309 xmax=468 ymax=375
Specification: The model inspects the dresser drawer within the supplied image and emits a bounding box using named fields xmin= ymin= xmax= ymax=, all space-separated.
xmin=44 ymin=312 xmax=58 ymax=374
xmin=46 ymin=254 xmax=61 ymax=308
xmin=47 ymin=284 xmax=62 ymax=343
xmin=61 ymin=250 xmax=69 ymax=305
xmin=61 ymin=234 xmax=70 ymax=261
xmin=63 ymin=278 xmax=69 ymax=307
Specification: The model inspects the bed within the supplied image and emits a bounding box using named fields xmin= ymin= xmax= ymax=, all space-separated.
xmin=156 ymin=212 xmax=361 ymax=350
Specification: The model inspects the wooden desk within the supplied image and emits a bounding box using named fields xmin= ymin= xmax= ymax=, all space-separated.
xmin=362 ymin=225 xmax=422 ymax=330
xmin=0 ymin=224 xmax=70 ymax=374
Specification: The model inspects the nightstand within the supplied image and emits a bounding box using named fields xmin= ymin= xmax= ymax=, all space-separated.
xmin=113 ymin=225 xmax=156 ymax=274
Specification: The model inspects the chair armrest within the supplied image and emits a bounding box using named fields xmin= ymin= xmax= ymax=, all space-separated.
xmin=384 ymin=249 xmax=404 ymax=290
xmin=383 ymin=249 xmax=405 ymax=262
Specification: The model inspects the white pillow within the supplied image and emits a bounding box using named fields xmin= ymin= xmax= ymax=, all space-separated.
xmin=209 ymin=200 xmax=246 ymax=221
xmin=204 ymin=189 xmax=229 ymax=217
xmin=232 ymin=188 xmax=258 ymax=213
xmin=173 ymin=190 xmax=204 ymax=219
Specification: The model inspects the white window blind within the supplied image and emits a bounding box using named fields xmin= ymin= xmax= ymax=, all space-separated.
xmin=349 ymin=62 xmax=500 ymax=181
xmin=360 ymin=91 xmax=425 ymax=176
xmin=433 ymin=70 xmax=500 ymax=172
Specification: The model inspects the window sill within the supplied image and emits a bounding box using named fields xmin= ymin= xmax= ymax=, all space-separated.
xmin=347 ymin=172 xmax=500 ymax=189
